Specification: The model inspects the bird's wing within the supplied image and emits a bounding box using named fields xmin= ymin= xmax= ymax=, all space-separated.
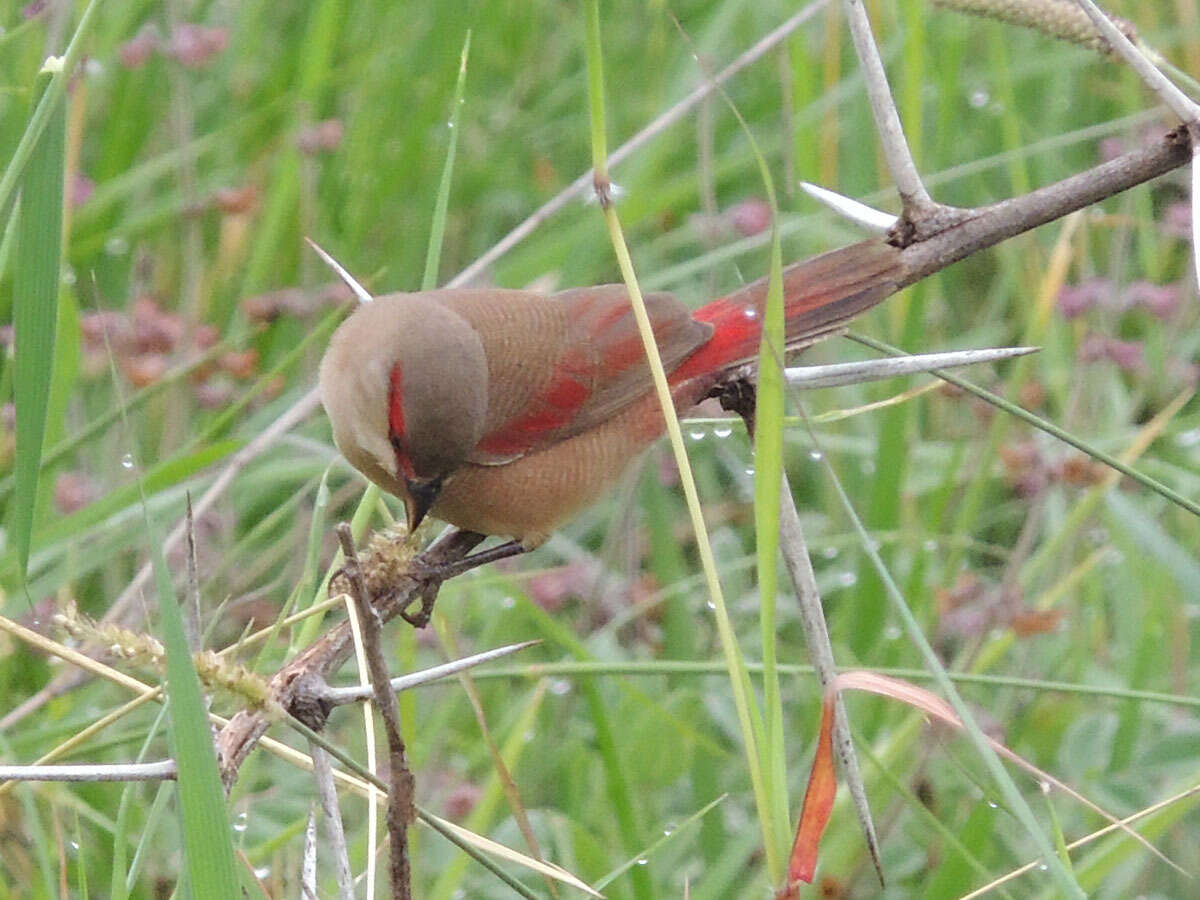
xmin=436 ymin=286 xmax=712 ymax=464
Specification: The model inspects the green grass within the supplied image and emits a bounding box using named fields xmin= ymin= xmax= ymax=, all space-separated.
xmin=1 ymin=1 xmax=1198 ymax=897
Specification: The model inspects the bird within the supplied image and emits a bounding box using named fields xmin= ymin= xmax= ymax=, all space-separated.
xmin=319 ymin=239 xmax=902 ymax=555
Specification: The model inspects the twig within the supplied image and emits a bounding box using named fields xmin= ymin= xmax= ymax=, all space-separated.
xmin=321 ymin=640 xmax=540 ymax=705
xmin=302 ymin=807 xmax=319 ymax=900
xmin=308 ymin=744 xmax=356 ymax=900
xmin=841 ymin=0 xmax=937 ymax=218
xmin=891 ymin=126 xmax=1191 ymax=267
xmin=336 ymin=523 xmax=414 ymax=900
xmin=0 ymin=760 xmax=177 ymax=782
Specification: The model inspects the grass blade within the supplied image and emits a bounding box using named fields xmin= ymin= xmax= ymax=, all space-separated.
xmin=423 ymin=30 xmax=471 ymax=290
xmin=11 ymin=69 xmax=65 ymax=580
xmin=150 ymin=523 xmax=241 ymax=896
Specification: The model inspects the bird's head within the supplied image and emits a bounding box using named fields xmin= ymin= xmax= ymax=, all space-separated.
xmin=319 ymin=295 xmax=489 ymax=530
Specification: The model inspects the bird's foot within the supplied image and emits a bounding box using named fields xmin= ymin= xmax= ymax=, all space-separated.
xmin=402 ymin=539 xmax=528 ymax=627
xmin=710 ymin=376 xmax=758 ymax=431
xmin=413 ymin=539 xmax=528 ymax=584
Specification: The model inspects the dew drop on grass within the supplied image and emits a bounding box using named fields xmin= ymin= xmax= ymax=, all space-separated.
xmin=549 ymin=678 xmax=571 ymax=696
xmin=838 ymin=571 xmax=857 ymax=587
xmin=822 ymin=546 xmax=839 ymax=560
xmin=688 ymin=428 xmax=706 ymax=442
xmin=105 ymin=236 xmax=129 ymax=256
xmin=883 ymin=625 xmax=901 ymax=641
xmin=1176 ymin=426 xmax=1200 ymax=447
xmin=713 ymin=425 xmax=733 ymax=438
xmin=636 ymin=858 xmax=648 ymax=866
xmin=120 ymin=454 xmax=135 ymax=469
xmin=663 ymin=823 xmax=675 ymax=836
xmin=969 ymin=89 xmax=989 ymax=108
xmin=233 ymin=812 xmax=249 ymax=832
xmin=808 ymin=450 xmax=823 ymax=461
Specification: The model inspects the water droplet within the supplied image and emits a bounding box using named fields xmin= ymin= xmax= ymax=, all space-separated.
xmin=688 ymin=428 xmax=706 ymax=441
xmin=705 ymin=600 xmax=716 ymax=611
xmin=663 ymin=823 xmax=676 ymax=836
xmin=636 ymin=858 xmax=649 ymax=866
xmin=1038 ymin=780 xmax=1051 ymax=794
xmin=69 ymin=840 xmax=80 ymax=851
xmin=808 ymin=450 xmax=823 ymax=461
xmin=1176 ymin=426 xmax=1200 ymax=448
xmin=447 ymin=120 xmax=454 ymax=129
xmin=85 ymin=59 xmax=104 ymax=77
xmin=923 ymin=539 xmax=938 ymax=552
xmin=62 ymin=268 xmax=77 ymax=286
xmin=742 ymin=307 xmax=758 ymax=320
xmin=1037 ymin=862 xmax=1049 ymax=871
xmin=120 ymin=453 xmax=135 ymax=469
xmin=234 ymin=812 xmax=249 ymax=832
xmin=883 ymin=624 xmax=901 ymax=641
xmin=821 ymin=546 xmax=839 ymax=560
xmin=969 ymin=89 xmax=989 ymax=108
xmin=986 ymin=800 xmax=999 ymax=809
xmin=838 ymin=571 xmax=857 ymax=587
xmin=501 ymin=595 xmax=516 ymax=609
xmin=254 ymin=866 xmax=270 ymax=879
xmin=744 ymin=466 xmax=755 ymax=477
xmin=549 ymin=678 xmax=571 ymax=696
xmin=713 ymin=425 xmax=733 ymax=438
xmin=105 ymin=236 xmax=129 ymax=256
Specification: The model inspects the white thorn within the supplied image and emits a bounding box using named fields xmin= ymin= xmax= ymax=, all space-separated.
xmin=800 ymin=182 xmax=898 ymax=232
xmin=785 ymin=346 xmax=1039 ymax=389
xmin=305 ymin=237 xmax=374 ymax=305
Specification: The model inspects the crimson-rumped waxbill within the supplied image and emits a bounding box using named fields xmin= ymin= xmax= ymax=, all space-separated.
xmin=319 ymin=240 xmax=901 ymax=549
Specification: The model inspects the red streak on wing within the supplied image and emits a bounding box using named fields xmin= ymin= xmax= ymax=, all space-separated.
xmin=387 ymin=362 xmax=416 ymax=479
xmin=476 ymin=355 xmax=594 ymax=456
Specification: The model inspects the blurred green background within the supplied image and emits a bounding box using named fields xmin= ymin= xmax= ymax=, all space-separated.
xmin=1 ymin=1 xmax=1198 ymax=897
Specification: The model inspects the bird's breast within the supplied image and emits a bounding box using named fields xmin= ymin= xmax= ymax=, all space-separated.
xmin=431 ymin=386 xmax=705 ymax=548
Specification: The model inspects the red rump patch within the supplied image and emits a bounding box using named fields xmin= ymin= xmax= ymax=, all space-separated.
xmin=669 ymin=296 xmax=761 ymax=383
xmin=387 ymin=363 xmax=416 ymax=479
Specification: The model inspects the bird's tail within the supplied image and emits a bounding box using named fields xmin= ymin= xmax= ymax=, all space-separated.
xmin=671 ymin=239 xmax=903 ymax=382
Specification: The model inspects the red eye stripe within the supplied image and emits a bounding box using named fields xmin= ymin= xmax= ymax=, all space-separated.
xmin=387 ymin=362 xmax=416 ymax=479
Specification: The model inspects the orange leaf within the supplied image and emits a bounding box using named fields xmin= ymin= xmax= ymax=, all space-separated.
xmin=786 ymin=697 xmax=838 ymax=890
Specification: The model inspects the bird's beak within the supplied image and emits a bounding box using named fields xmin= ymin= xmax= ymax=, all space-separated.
xmin=403 ymin=476 xmax=443 ymax=531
